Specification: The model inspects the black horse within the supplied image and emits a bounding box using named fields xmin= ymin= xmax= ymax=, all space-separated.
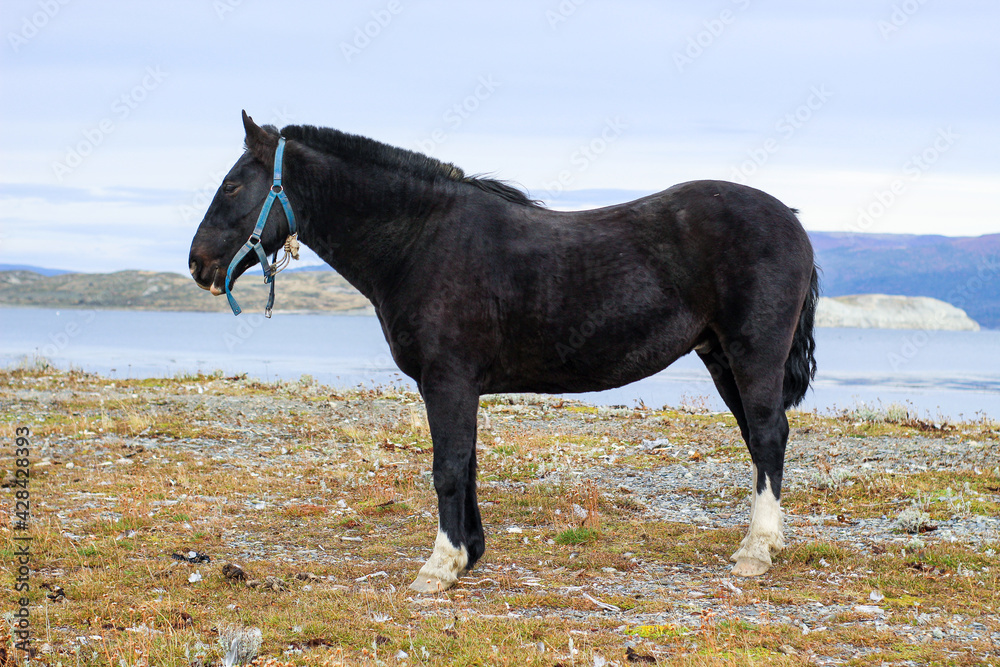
xmin=190 ymin=112 xmax=818 ymax=592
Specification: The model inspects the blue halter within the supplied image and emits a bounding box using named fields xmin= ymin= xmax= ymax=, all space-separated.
xmin=225 ymin=137 xmax=297 ymax=317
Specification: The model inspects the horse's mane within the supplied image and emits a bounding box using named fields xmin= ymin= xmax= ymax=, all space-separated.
xmin=276 ymin=124 xmax=544 ymax=208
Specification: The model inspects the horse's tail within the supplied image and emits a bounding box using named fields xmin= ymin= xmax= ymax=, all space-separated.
xmin=782 ymin=265 xmax=819 ymax=410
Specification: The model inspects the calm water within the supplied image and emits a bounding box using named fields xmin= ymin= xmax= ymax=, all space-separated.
xmin=2 ymin=307 xmax=998 ymax=420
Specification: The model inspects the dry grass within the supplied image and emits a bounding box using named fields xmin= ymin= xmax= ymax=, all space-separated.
xmin=1 ymin=367 xmax=998 ymax=666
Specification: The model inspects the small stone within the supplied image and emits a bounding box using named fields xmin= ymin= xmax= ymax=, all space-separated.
xmin=640 ymin=438 xmax=670 ymax=451
xmin=869 ymin=590 xmax=884 ymax=602
xmin=853 ymin=605 xmax=886 ymax=616
xmin=722 ymin=580 xmax=743 ymax=595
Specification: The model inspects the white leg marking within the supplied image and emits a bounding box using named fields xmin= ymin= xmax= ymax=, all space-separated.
xmin=731 ymin=469 xmax=785 ymax=576
xmin=410 ymin=527 xmax=469 ymax=592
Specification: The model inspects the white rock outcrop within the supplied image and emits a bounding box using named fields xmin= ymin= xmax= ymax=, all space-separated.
xmin=815 ymin=294 xmax=980 ymax=331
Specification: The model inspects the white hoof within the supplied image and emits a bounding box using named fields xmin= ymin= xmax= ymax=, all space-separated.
xmin=409 ymin=573 xmax=455 ymax=593
xmin=410 ymin=528 xmax=468 ymax=594
xmin=731 ymin=557 xmax=770 ymax=577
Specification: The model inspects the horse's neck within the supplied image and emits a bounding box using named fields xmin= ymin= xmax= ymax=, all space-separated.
xmin=297 ymin=163 xmax=449 ymax=305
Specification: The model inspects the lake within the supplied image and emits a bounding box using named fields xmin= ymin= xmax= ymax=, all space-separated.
xmin=2 ymin=307 xmax=998 ymax=420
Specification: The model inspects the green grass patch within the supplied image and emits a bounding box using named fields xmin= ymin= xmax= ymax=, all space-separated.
xmin=554 ymin=526 xmax=599 ymax=544
xmin=626 ymin=623 xmax=687 ymax=639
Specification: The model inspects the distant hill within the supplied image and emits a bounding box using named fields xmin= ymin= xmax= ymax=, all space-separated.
xmin=810 ymin=232 xmax=1000 ymax=329
xmin=0 ymin=270 xmax=369 ymax=313
xmin=816 ymin=294 xmax=979 ymax=330
xmin=285 ymin=264 xmax=337 ymax=273
xmin=0 ymin=264 xmax=70 ymax=276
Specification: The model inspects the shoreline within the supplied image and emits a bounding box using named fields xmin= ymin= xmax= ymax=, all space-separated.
xmin=0 ymin=302 xmax=992 ymax=330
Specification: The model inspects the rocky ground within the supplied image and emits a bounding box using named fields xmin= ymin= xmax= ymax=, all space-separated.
xmin=1 ymin=366 xmax=999 ymax=666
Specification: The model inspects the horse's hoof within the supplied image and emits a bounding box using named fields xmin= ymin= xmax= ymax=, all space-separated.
xmin=731 ymin=557 xmax=770 ymax=577
xmin=409 ymin=573 xmax=454 ymax=593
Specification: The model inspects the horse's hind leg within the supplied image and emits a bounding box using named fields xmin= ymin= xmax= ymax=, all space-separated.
xmin=697 ymin=343 xmax=762 ymax=560
xmin=730 ymin=389 xmax=788 ymax=577
xmin=697 ymin=338 xmax=749 ymax=442
xmin=705 ymin=336 xmax=791 ymax=577
xmin=409 ymin=374 xmax=480 ymax=593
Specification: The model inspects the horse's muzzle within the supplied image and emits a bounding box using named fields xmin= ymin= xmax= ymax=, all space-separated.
xmin=189 ymin=258 xmax=224 ymax=295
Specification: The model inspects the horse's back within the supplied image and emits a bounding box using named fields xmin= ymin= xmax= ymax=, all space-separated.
xmin=384 ymin=179 xmax=813 ymax=394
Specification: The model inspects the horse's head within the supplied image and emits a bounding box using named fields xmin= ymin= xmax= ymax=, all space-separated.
xmin=188 ymin=111 xmax=295 ymax=295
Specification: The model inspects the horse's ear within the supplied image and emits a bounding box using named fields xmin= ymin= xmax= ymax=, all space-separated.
xmin=242 ymin=110 xmax=278 ymax=165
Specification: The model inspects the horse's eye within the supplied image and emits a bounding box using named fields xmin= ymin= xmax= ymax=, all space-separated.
xmin=223 ymin=182 xmax=240 ymax=195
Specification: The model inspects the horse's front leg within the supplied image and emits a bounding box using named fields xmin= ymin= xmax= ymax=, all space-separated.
xmin=409 ymin=376 xmax=481 ymax=593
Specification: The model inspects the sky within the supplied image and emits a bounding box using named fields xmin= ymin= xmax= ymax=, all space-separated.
xmin=1 ymin=0 xmax=997 ymax=273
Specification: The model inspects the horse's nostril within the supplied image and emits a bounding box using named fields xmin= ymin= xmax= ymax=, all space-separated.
xmin=189 ymin=260 xmax=198 ymax=279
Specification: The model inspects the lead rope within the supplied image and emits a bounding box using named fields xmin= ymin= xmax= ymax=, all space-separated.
xmin=264 ymin=234 xmax=300 ymax=318
xmin=271 ymin=233 xmax=300 ymax=275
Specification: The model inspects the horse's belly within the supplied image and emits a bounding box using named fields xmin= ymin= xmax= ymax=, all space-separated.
xmin=488 ymin=314 xmax=701 ymax=395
